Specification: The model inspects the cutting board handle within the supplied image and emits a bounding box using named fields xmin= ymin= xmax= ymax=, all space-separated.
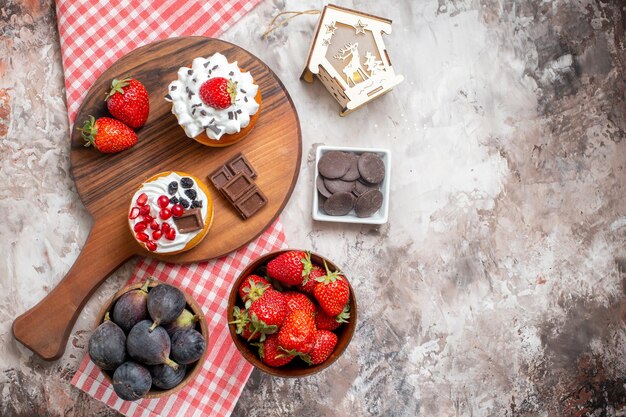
xmin=12 ymin=220 xmax=132 ymax=360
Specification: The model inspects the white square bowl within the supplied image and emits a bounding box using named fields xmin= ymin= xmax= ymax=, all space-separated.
xmin=312 ymin=145 xmax=391 ymax=225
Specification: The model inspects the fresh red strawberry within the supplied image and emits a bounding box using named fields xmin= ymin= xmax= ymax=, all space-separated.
xmin=283 ymin=291 xmax=316 ymax=315
xmin=297 ymin=265 xmax=324 ymax=294
xmin=80 ymin=116 xmax=137 ymax=153
xmin=247 ymin=289 xmax=288 ymax=339
xmin=252 ymin=334 xmax=295 ymax=367
xmin=277 ymin=310 xmax=316 ymax=354
xmin=105 ymin=78 xmax=149 ymax=128
xmin=266 ymin=251 xmax=313 ymax=286
xmin=228 ymin=306 xmax=259 ymax=341
xmin=238 ymin=275 xmax=270 ymax=307
xmin=301 ymin=330 xmax=338 ymax=365
xmin=199 ymin=77 xmax=237 ymax=109
xmin=315 ymin=303 xmax=350 ymax=331
xmin=313 ymin=261 xmax=350 ymax=317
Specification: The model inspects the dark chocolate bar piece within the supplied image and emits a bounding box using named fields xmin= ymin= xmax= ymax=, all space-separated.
xmin=220 ymin=172 xmax=255 ymax=203
xmin=173 ymin=208 xmax=203 ymax=233
xmin=225 ymin=152 xmax=257 ymax=179
xmin=208 ymin=166 xmax=232 ymax=190
xmin=234 ymin=186 xmax=267 ymax=219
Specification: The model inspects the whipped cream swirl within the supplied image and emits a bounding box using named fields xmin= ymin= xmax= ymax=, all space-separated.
xmin=165 ymin=53 xmax=260 ymax=140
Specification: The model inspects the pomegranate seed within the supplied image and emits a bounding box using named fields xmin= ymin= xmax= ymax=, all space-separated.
xmin=150 ymin=219 xmax=160 ymax=230
xmin=171 ymin=203 xmax=184 ymax=217
xmin=136 ymin=232 xmax=149 ymax=242
xmin=143 ymin=214 xmax=154 ymax=223
xmin=139 ymin=205 xmax=151 ymax=216
xmin=129 ymin=207 xmax=140 ymax=219
xmin=158 ymin=195 xmax=170 ymax=209
xmin=161 ymin=223 xmax=171 ymax=233
xmin=152 ymin=230 xmax=163 ymax=240
xmin=133 ymin=222 xmax=147 ymax=233
xmin=146 ymin=240 xmax=157 ymax=251
xmin=165 ymin=228 xmax=176 ymax=240
xmin=136 ymin=193 xmax=148 ymax=206
xmin=159 ymin=208 xmax=172 ymax=220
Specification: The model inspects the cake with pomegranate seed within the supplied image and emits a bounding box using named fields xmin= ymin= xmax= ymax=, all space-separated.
xmin=128 ymin=171 xmax=214 ymax=254
xmin=165 ymin=52 xmax=262 ymax=147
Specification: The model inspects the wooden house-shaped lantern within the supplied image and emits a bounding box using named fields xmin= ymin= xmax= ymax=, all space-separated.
xmin=301 ymin=4 xmax=404 ymax=116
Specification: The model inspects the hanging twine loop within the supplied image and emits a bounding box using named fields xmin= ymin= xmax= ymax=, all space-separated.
xmin=261 ymin=10 xmax=321 ymax=39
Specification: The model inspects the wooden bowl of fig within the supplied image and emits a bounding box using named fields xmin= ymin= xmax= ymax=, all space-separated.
xmin=227 ymin=250 xmax=357 ymax=377
xmin=94 ymin=279 xmax=209 ymax=399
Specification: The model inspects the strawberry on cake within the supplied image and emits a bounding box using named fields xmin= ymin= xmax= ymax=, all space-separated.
xmin=165 ymin=52 xmax=262 ymax=147
xmin=128 ymin=171 xmax=214 ymax=254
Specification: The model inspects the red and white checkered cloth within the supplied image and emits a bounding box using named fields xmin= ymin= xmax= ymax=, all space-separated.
xmin=55 ymin=1 xmax=286 ymax=416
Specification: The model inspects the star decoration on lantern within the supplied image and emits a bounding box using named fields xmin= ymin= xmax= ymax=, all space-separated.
xmin=322 ymin=38 xmax=331 ymax=46
xmin=325 ymin=21 xmax=336 ymax=35
xmin=354 ymin=20 xmax=367 ymax=34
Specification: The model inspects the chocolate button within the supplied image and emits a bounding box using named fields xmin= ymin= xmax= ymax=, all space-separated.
xmin=323 ymin=192 xmax=355 ymax=216
xmin=353 ymin=179 xmax=379 ymax=197
xmin=318 ymin=151 xmax=350 ymax=179
xmin=316 ymin=176 xmax=332 ymax=198
xmin=355 ymin=189 xmax=383 ymax=217
xmin=324 ymin=177 xmax=355 ymax=194
xmin=357 ymin=153 xmax=385 ymax=184
xmin=340 ymin=153 xmax=360 ymax=181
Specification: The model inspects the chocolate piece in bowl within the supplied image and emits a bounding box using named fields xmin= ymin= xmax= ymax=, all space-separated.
xmin=316 ymin=176 xmax=333 ymax=198
xmin=340 ymin=153 xmax=360 ymax=181
xmin=355 ymin=189 xmax=384 ymax=217
xmin=324 ymin=178 xmax=356 ymax=194
xmin=353 ymin=179 xmax=379 ymax=197
xmin=357 ymin=152 xmax=385 ymax=185
xmin=318 ymin=151 xmax=351 ymax=179
xmin=324 ymin=192 xmax=356 ymax=216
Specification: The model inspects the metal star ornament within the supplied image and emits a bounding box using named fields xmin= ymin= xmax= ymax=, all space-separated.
xmin=354 ymin=20 xmax=367 ymax=34
xmin=325 ymin=21 xmax=336 ymax=35
xmin=322 ymin=38 xmax=331 ymax=46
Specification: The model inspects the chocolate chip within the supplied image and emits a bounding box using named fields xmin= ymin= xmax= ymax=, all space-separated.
xmin=229 ymin=71 xmax=234 ymax=76
xmin=204 ymin=61 xmax=210 ymax=68
xmin=355 ymin=190 xmax=383 ymax=217
xmin=324 ymin=177 xmax=355 ymax=194
xmin=184 ymin=189 xmax=197 ymax=200
xmin=323 ymin=192 xmax=355 ymax=216
xmin=212 ymin=65 xmax=218 ymax=70
xmin=318 ymin=151 xmax=351 ymax=179
xmin=200 ymin=110 xmax=207 ymax=116
xmin=191 ymin=200 xmax=203 ymax=208
xmin=357 ymin=153 xmax=385 ymax=184
xmin=171 ymin=85 xmax=177 ymax=91
xmin=188 ymin=69 xmax=193 ymax=75
xmin=179 ymin=198 xmax=190 ymax=208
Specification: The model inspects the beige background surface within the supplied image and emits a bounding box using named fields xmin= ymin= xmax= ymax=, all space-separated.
xmin=1 ymin=0 xmax=626 ymax=416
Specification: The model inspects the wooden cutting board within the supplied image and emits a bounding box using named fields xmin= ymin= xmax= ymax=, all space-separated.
xmin=13 ymin=37 xmax=301 ymax=360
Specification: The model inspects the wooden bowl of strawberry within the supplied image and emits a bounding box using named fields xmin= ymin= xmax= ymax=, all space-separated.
xmin=227 ymin=250 xmax=357 ymax=377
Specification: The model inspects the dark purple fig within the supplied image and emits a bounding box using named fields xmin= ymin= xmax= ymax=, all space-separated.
xmin=162 ymin=309 xmax=198 ymax=337
xmin=171 ymin=329 xmax=206 ymax=365
xmin=88 ymin=312 xmax=126 ymax=370
xmin=147 ymin=284 xmax=186 ymax=331
xmin=126 ymin=320 xmax=178 ymax=369
xmin=150 ymin=363 xmax=187 ymax=390
xmin=112 ymin=279 xmax=150 ymax=333
xmin=112 ymin=361 xmax=152 ymax=401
